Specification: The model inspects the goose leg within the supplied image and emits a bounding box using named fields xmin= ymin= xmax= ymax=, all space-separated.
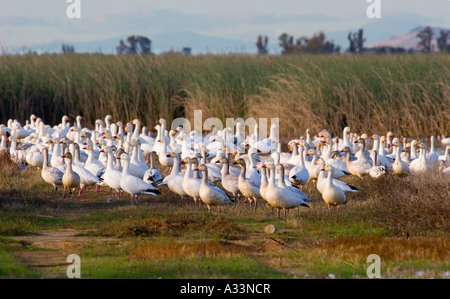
xmin=62 ymin=186 xmax=66 ymax=199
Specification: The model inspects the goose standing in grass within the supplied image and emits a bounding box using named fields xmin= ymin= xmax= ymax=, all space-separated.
xmin=218 ymin=156 xmax=242 ymax=202
xmin=369 ymin=150 xmax=388 ymax=179
xmin=160 ymin=152 xmax=188 ymax=203
xmin=83 ymin=140 xmax=105 ymax=178
xmin=316 ymin=160 xmax=358 ymax=193
xmin=426 ymin=136 xmax=439 ymax=165
xmin=40 ymin=147 xmax=64 ymax=192
xmin=61 ymin=151 xmax=81 ymax=199
xmin=391 ymin=140 xmax=410 ymax=176
xmin=340 ymin=147 xmax=371 ymax=178
xmin=410 ymin=142 xmax=433 ymax=174
xmin=234 ymin=158 xmax=262 ymax=210
xmin=256 ymin=163 xmax=269 ymax=201
xmin=289 ymin=144 xmax=309 ymax=189
xmin=118 ymin=153 xmax=160 ymax=204
xmin=25 ymin=147 xmax=44 ymax=168
xmin=276 ymin=164 xmax=312 ymax=203
xmin=9 ymin=136 xmax=27 ymax=164
xmin=157 ymin=137 xmax=174 ymax=169
xmin=320 ymin=165 xmax=347 ymax=212
xmin=182 ymin=157 xmax=202 ymax=206
xmin=264 ymin=163 xmax=310 ymax=220
xmin=196 ymin=164 xmax=234 ymax=212
xmin=100 ymin=146 xmax=123 ymax=200
xmin=143 ymin=151 xmax=163 ymax=186
xmin=63 ymin=148 xmax=103 ymax=197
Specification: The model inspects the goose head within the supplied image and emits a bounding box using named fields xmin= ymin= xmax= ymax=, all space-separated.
xmin=340 ymin=147 xmax=351 ymax=154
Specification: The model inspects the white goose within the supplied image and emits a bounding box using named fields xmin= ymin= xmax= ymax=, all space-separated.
xmin=340 ymin=147 xmax=371 ymax=178
xmin=143 ymin=151 xmax=163 ymax=186
xmin=426 ymin=136 xmax=439 ymax=165
xmin=182 ymin=157 xmax=202 ymax=205
xmin=320 ymin=165 xmax=347 ymax=211
xmin=234 ymin=158 xmax=262 ymax=210
xmin=160 ymin=152 xmax=188 ymax=202
xmin=289 ymin=144 xmax=309 ymax=188
xmin=316 ymin=160 xmax=359 ymax=193
xmin=99 ymin=146 xmax=123 ymax=200
xmin=391 ymin=140 xmax=410 ymax=176
xmin=63 ymin=148 xmax=103 ymax=197
xmin=264 ymin=163 xmax=310 ymax=219
xmin=118 ymin=153 xmax=159 ymax=204
xmin=369 ymin=150 xmax=388 ymax=179
xmin=40 ymin=147 xmax=64 ymax=192
xmin=196 ymin=164 xmax=234 ymax=212
xmin=410 ymin=142 xmax=433 ymax=174
xmin=218 ymin=156 xmax=242 ymax=202
xmin=61 ymin=151 xmax=81 ymax=199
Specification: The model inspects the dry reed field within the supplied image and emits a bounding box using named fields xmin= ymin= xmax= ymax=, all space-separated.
xmin=0 ymin=53 xmax=449 ymax=280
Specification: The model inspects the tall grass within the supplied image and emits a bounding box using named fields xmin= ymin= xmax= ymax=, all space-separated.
xmin=0 ymin=54 xmax=449 ymax=137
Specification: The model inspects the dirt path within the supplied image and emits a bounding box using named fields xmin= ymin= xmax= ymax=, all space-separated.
xmin=10 ymin=229 xmax=121 ymax=279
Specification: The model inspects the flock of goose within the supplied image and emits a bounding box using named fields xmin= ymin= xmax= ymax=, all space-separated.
xmin=1 ymin=114 xmax=449 ymax=219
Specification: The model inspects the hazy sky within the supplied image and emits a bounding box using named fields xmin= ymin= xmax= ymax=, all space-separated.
xmin=1 ymin=0 xmax=449 ymax=50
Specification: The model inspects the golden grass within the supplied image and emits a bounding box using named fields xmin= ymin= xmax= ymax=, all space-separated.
xmin=1 ymin=54 xmax=449 ymax=137
xmin=131 ymin=240 xmax=247 ymax=260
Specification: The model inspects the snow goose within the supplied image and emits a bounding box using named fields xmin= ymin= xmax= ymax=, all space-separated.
xmin=234 ymin=158 xmax=262 ymax=210
xmin=256 ymin=163 xmax=269 ymax=201
xmin=181 ymin=157 xmax=202 ymax=205
xmin=264 ymin=163 xmax=310 ymax=219
xmin=40 ymin=147 xmax=64 ymax=192
xmin=320 ymin=165 xmax=347 ymax=211
xmin=426 ymin=136 xmax=439 ymax=165
xmin=276 ymin=164 xmax=312 ymax=202
xmin=157 ymin=137 xmax=174 ymax=169
xmin=118 ymin=153 xmax=159 ymax=204
xmin=354 ymin=137 xmax=373 ymax=165
xmin=63 ymin=148 xmax=102 ymax=197
xmin=25 ymin=147 xmax=44 ymax=168
xmin=369 ymin=150 xmax=388 ymax=179
xmin=143 ymin=151 xmax=163 ymax=186
xmin=410 ymin=142 xmax=432 ymax=174
xmin=340 ymin=147 xmax=371 ymax=178
xmin=9 ymin=136 xmax=27 ymax=164
xmin=195 ymin=164 xmax=234 ymax=212
xmin=61 ymin=151 xmax=81 ymax=199
xmin=391 ymin=140 xmax=410 ymax=176
xmin=218 ymin=156 xmax=241 ymax=202
xmin=82 ymin=141 xmax=105 ymax=178
xmin=338 ymin=127 xmax=353 ymax=152
xmin=438 ymin=145 xmax=450 ymax=164
xmin=289 ymin=144 xmax=309 ymax=189
xmin=99 ymin=146 xmax=123 ymax=200
xmin=316 ymin=160 xmax=358 ymax=193
xmin=160 ymin=152 xmax=188 ymax=202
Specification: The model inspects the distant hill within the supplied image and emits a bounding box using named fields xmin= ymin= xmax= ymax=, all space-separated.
xmin=366 ymin=26 xmax=449 ymax=52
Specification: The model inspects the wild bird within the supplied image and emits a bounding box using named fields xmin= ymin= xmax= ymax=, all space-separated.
xmin=234 ymin=158 xmax=262 ymax=211
xmin=143 ymin=151 xmax=163 ymax=186
xmin=118 ymin=153 xmax=160 ymax=204
xmin=264 ymin=163 xmax=310 ymax=220
xmin=61 ymin=151 xmax=81 ymax=199
xmin=320 ymin=165 xmax=347 ymax=212
xmin=40 ymin=147 xmax=64 ymax=192
xmin=195 ymin=164 xmax=234 ymax=212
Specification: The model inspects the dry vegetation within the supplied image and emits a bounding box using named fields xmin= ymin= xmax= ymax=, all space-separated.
xmin=0 ymin=54 xmax=449 ymax=138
